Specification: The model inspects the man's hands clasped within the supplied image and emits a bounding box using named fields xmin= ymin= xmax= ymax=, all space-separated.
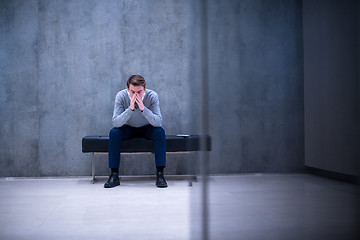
xmin=130 ymin=93 xmax=145 ymax=111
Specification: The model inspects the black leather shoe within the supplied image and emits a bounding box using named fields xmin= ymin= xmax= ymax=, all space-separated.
xmin=156 ymin=172 xmax=168 ymax=188
xmin=104 ymin=173 xmax=120 ymax=188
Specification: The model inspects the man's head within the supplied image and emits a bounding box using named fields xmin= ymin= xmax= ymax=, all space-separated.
xmin=127 ymin=75 xmax=146 ymax=99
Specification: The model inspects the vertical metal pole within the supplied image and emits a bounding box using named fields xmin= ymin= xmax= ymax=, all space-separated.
xmin=200 ymin=0 xmax=209 ymax=239
xmin=91 ymin=155 xmax=95 ymax=184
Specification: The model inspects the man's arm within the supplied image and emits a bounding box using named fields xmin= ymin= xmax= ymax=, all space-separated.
xmin=112 ymin=93 xmax=132 ymax=128
xmin=140 ymin=92 xmax=162 ymax=127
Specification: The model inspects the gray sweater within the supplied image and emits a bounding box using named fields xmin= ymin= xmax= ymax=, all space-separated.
xmin=112 ymin=89 xmax=162 ymax=128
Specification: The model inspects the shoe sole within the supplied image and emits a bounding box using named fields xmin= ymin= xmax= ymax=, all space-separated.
xmin=156 ymin=184 xmax=168 ymax=188
xmin=104 ymin=182 xmax=120 ymax=188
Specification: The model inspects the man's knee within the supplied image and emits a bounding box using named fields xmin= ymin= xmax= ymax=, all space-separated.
xmin=109 ymin=127 xmax=123 ymax=138
xmin=153 ymin=127 xmax=165 ymax=139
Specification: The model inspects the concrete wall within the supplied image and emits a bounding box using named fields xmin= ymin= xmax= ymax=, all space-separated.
xmin=0 ymin=0 xmax=304 ymax=177
xmin=206 ymin=0 xmax=304 ymax=173
xmin=303 ymin=0 xmax=359 ymax=176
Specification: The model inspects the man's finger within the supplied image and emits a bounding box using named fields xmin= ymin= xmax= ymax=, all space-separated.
xmin=131 ymin=95 xmax=137 ymax=102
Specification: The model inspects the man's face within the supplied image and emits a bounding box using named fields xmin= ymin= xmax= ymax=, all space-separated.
xmin=127 ymin=84 xmax=146 ymax=99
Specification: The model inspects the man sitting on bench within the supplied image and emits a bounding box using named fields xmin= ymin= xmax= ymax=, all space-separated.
xmin=104 ymin=75 xmax=168 ymax=188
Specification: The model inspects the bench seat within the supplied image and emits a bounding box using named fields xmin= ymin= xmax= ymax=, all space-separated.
xmin=82 ymin=135 xmax=211 ymax=153
xmin=82 ymin=135 xmax=211 ymax=184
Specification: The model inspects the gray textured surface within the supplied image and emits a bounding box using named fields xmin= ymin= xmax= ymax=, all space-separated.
xmin=206 ymin=0 xmax=304 ymax=173
xmin=1 ymin=0 xmax=304 ymax=177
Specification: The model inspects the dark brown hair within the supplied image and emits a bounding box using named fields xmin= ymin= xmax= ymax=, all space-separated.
xmin=127 ymin=75 xmax=146 ymax=88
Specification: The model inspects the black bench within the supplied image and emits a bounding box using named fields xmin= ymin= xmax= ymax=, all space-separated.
xmin=82 ymin=135 xmax=211 ymax=184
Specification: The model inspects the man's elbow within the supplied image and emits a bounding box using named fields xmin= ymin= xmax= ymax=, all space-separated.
xmin=153 ymin=119 xmax=162 ymax=127
xmin=152 ymin=121 xmax=162 ymax=127
xmin=112 ymin=119 xmax=122 ymax=128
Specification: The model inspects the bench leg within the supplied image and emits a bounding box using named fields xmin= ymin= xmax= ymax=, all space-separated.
xmin=188 ymin=175 xmax=197 ymax=187
xmin=188 ymin=180 xmax=192 ymax=187
xmin=91 ymin=157 xmax=95 ymax=184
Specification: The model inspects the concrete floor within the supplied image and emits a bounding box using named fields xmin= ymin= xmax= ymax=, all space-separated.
xmin=0 ymin=174 xmax=359 ymax=240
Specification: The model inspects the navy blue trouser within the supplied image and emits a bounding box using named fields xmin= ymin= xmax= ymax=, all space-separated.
xmin=108 ymin=125 xmax=166 ymax=169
